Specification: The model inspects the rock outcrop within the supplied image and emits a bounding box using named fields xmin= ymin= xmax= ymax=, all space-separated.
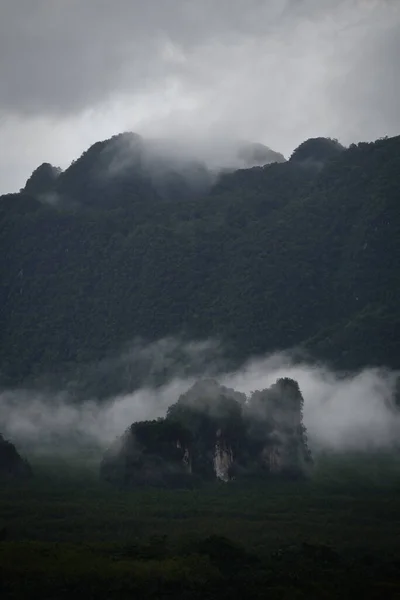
xmin=0 ymin=433 xmax=32 ymax=479
xmin=100 ymin=378 xmax=312 ymax=488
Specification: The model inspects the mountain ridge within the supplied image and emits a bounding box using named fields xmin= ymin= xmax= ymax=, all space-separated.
xmin=1 ymin=133 xmax=399 ymax=389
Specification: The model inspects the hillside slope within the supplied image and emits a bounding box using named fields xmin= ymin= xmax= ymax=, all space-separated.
xmin=1 ymin=134 xmax=399 ymax=387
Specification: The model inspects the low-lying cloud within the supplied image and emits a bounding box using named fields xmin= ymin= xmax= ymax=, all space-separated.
xmin=0 ymin=340 xmax=399 ymax=458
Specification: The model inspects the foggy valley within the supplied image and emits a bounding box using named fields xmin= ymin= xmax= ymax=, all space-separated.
xmin=1 ymin=343 xmax=399 ymax=457
xmin=1 ymin=1 xmax=400 ymax=598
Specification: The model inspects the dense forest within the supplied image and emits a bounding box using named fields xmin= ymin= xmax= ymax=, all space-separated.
xmin=1 ymin=132 xmax=399 ymax=389
xmin=2 ymin=129 xmax=400 ymax=596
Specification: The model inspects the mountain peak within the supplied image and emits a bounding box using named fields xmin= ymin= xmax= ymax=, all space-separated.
xmin=24 ymin=162 xmax=61 ymax=196
xmin=237 ymin=142 xmax=286 ymax=166
xmin=289 ymin=137 xmax=345 ymax=165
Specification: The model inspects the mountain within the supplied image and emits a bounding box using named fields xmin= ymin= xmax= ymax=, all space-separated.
xmin=23 ymin=162 xmax=61 ymax=198
xmin=236 ymin=141 xmax=286 ymax=166
xmin=100 ymin=378 xmax=312 ymax=488
xmin=1 ymin=133 xmax=400 ymax=388
xmin=0 ymin=433 xmax=32 ymax=479
xmin=18 ymin=133 xmax=213 ymax=210
xmin=289 ymin=137 xmax=345 ymax=165
xmin=20 ymin=134 xmax=285 ymax=210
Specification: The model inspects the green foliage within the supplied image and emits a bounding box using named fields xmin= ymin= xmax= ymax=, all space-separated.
xmin=289 ymin=136 xmax=345 ymax=163
xmin=23 ymin=162 xmax=61 ymax=196
xmin=101 ymin=418 xmax=195 ymax=489
xmin=167 ymin=386 xmax=244 ymax=444
xmin=0 ymin=433 xmax=32 ymax=479
xmin=100 ymin=378 xmax=311 ymax=486
xmin=1 ymin=134 xmax=400 ymax=387
xmin=132 ymin=418 xmax=191 ymax=449
xmin=1 ymin=457 xmax=400 ymax=598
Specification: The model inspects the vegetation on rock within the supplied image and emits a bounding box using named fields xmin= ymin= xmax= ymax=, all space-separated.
xmin=289 ymin=136 xmax=345 ymax=164
xmin=100 ymin=378 xmax=312 ymax=487
xmin=0 ymin=433 xmax=32 ymax=479
xmin=1 ymin=133 xmax=400 ymax=389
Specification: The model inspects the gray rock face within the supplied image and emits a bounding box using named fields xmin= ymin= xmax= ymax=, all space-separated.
xmin=213 ymin=430 xmax=235 ymax=482
xmin=0 ymin=433 xmax=32 ymax=479
xmin=100 ymin=378 xmax=312 ymax=488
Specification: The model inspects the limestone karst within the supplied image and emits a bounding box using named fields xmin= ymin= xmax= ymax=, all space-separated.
xmin=100 ymin=377 xmax=312 ymax=487
xmin=0 ymin=433 xmax=32 ymax=479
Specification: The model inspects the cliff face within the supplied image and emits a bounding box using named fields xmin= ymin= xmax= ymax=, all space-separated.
xmin=100 ymin=419 xmax=193 ymax=488
xmin=245 ymin=378 xmax=312 ymax=477
xmin=0 ymin=434 xmax=32 ymax=479
xmin=100 ymin=378 xmax=312 ymax=488
xmin=213 ymin=430 xmax=234 ymax=482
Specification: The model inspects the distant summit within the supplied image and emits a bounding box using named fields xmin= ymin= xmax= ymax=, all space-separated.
xmin=289 ymin=137 xmax=345 ymax=165
xmin=22 ymin=133 xmax=286 ymax=208
xmin=50 ymin=131 xmax=212 ymax=208
xmin=237 ymin=142 xmax=286 ymax=167
xmin=23 ymin=162 xmax=61 ymax=197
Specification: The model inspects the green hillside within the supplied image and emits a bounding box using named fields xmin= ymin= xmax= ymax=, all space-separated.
xmin=1 ymin=134 xmax=399 ymax=387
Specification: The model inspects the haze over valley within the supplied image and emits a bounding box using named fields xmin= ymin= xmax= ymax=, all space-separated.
xmin=1 ymin=2 xmax=400 ymax=597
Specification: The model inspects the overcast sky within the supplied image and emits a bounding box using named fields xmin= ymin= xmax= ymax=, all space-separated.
xmin=1 ymin=0 xmax=399 ymax=193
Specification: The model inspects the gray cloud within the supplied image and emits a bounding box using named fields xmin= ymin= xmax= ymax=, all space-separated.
xmin=0 ymin=0 xmax=399 ymax=192
xmin=1 ymin=346 xmax=399 ymax=459
xmin=0 ymin=0 xmax=289 ymax=116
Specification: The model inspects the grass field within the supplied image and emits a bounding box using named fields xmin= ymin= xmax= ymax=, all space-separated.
xmin=1 ymin=452 xmax=400 ymax=598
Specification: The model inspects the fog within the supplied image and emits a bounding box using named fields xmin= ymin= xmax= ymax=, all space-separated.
xmin=0 ymin=340 xmax=399 ymax=458
xmin=111 ymin=133 xmax=286 ymax=173
xmin=91 ymin=132 xmax=285 ymax=197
